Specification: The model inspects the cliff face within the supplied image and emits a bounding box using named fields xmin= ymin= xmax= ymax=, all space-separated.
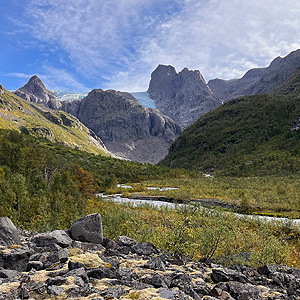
xmin=208 ymin=49 xmax=300 ymax=102
xmin=65 ymin=89 xmax=182 ymax=163
xmin=148 ymin=65 xmax=221 ymax=128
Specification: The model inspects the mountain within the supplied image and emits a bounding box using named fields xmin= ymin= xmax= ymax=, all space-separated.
xmin=61 ymin=89 xmax=182 ymax=164
xmin=161 ymin=67 xmax=300 ymax=176
xmin=15 ymin=76 xmax=182 ymax=164
xmin=147 ymin=65 xmax=221 ymax=128
xmin=0 ymin=85 xmax=108 ymax=155
xmin=14 ymin=75 xmax=62 ymax=110
xmin=208 ymin=49 xmax=300 ymax=102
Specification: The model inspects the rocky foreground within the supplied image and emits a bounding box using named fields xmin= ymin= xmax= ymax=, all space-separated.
xmin=0 ymin=214 xmax=300 ymax=300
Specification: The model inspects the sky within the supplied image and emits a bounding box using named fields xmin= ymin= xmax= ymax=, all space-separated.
xmin=1 ymin=0 xmax=300 ymax=92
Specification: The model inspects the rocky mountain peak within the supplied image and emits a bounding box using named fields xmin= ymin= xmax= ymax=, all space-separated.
xmin=14 ymin=75 xmax=61 ymax=109
xmin=148 ymin=64 xmax=221 ymax=127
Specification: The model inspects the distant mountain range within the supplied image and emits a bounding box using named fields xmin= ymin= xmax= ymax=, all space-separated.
xmin=4 ymin=49 xmax=300 ymax=165
xmin=208 ymin=49 xmax=300 ymax=102
xmin=13 ymin=77 xmax=181 ymax=164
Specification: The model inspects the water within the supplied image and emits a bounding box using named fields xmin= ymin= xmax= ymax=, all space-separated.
xmin=96 ymin=192 xmax=300 ymax=227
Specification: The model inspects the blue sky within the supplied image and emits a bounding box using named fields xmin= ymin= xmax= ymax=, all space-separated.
xmin=1 ymin=0 xmax=300 ymax=92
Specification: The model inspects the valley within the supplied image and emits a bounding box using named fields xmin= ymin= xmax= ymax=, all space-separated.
xmin=1 ymin=50 xmax=300 ymax=291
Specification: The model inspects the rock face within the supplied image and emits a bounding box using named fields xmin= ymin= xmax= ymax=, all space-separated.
xmin=14 ymin=75 xmax=61 ymax=109
xmin=147 ymin=65 xmax=221 ymax=128
xmin=61 ymin=89 xmax=182 ymax=163
xmin=208 ymin=49 xmax=300 ymax=102
xmin=0 ymin=217 xmax=21 ymax=246
xmin=0 ymin=217 xmax=300 ymax=299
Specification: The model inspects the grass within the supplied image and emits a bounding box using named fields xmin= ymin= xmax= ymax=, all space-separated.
xmin=93 ymin=197 xmax=300 ymax=268
xmin=107 ymin=176 xmax=300 ymax=218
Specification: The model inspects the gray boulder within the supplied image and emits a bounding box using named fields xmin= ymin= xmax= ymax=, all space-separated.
xmin=0 ymin=217 xmax=21 ymax=246
xmin=70 ymin=213 xmax=103 ymax=244
xmin=31 ymin=230 xmax=72 ymax=248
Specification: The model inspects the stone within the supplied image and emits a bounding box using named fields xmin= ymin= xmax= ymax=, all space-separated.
xmin=0 ymin=246 xmax=32 ymax=271
xmin=70 ymin=213 xmax=103 ymax=244
xmin=46 ymin=276 xmax=67 ymax=286
xmin=116 ymin=236 xmax=138 ymax=247
xmin=0 ymin=217 xmax=21 ymax=246
xmin=0 ymin=268 xmax=21 ymax=279
xmin=31 ymin=230 xmax=72 ymax=248
xmin=143 ymin=257 xmax=166 ymax=271
xmin=132 ymin=242 xmax=158 ymax=256
xmin=159 ymin=287 xmax=191 ymax=300
xmin=257 ymin=264 xmax=278 ymax=276
xmin=47 ymin=285 xmax=64 ymax=296
xmin=26 ymin=261 xmax=44 ymax=271
xmin=226 ymin=281 xmax=262 ymax=300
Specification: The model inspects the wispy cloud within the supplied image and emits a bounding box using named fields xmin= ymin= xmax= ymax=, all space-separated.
xmin=20 ymin=0 xmax=300 ymax=91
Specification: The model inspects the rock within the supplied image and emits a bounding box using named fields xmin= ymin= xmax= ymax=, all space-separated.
xmin=46 ymin=276 xmax=67 ymax=286
xmin=148 ymin=65 xmax=221 ymax=128
xmin=0 ymin=268 xmax=21 ymax=279
xmin=14 ymin=75 xmax=61 ymax=109
xmin=132 ymin=242 xmax=158 ymax=256
xmin=70 ymin=213 xmax=103 ymax=244
xmin=47 ymin=285 xmax=64 ymax=296
xmin=211 ymin=267 xmax=247 ymax=283
xmin=0 ymin=246 xmax=32 ymax=271
xmin=159 ymin=287 xmax=191 ymax=300
xmin=87 ymin=267 xmax=119 ymax=280
xmin=62 ymin=89 xmax=182 ymax=164
xmin=0 ymin=85 xmax=6 ymax=95
xmin=257 ymin=264 xmax=278 ymax=276
xmin=0 ymin=217 xmax=21 ymax=246
xmin=31 ymin=230 xmax=72 ymax=248
xmin=116 ymin=236 xmax=138 ymax=247
xmin=100 ymin=286 xmax=126 ymax=299
xmin=26 ymin=261 xmax=44 ymax=271
xmin=68 ymin=260 xmax=86 ymax=271
xmin=143 ymin=257 xmax=166 ymax=271
xmin=226 ymin=281 xmax=262 ymax=300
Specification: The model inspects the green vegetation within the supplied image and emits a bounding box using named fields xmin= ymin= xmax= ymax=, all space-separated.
xmin=0 ymin=129 xmax=186 ymax=231
xmin=98 ymin=200 xmax=300 ymax=268
xmin=161 ymin=92 xmax=300 ymax=176
xmin=0 ymin=90 xmax=107 ymax=155
xmin=112 ymin=176 xmax=300 ymax=218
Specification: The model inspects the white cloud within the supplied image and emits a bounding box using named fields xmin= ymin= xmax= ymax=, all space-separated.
xmin=23 ymin=0 xmax=300 ymax=91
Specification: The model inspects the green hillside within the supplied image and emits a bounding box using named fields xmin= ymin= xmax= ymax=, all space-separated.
xmin=160 ymin=74 xmax=300 ymax=176
xmin=0 ymin=87 xmax=108 ymax=156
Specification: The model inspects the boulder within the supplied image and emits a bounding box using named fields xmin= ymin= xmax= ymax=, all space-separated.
xmin=0 ymin=246 xmax=32 ymax=271
xmin=31 ymin=230 xmax=72 ymax=248
xmin=132 ymin=242 xmax=158 ymax=256
xmin=70 ymin=213 xmax=103 ymax=244
xmin=0 ymin=217 xmax=21 ymax=246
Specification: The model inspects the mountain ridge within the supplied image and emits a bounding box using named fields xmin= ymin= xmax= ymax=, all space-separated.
xmin=147 ymin=65 xmax=221 ymax=128
xmin=208 ymin=49 xmax=300 ymax=102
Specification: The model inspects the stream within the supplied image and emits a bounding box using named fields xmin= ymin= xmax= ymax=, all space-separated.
xmin=96 ymin=188 xmax=300 ymax=228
